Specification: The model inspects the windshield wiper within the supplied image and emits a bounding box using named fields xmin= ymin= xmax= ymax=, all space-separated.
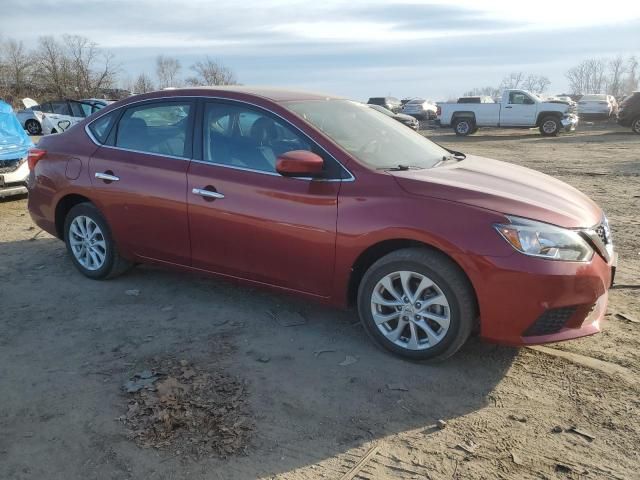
xmin=377 ymin=164 xmax=424 ymax=171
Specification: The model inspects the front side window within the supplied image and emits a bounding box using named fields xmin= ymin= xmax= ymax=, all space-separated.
xmin=509 ymin=92 xmax=528 ymax=104
xmin=202 ymin=102 xmax=314 ymax=174
xmin=115 ymin=102 xmax=192 ymax=158
xmin=51 ymin=101 xmax=71 ymax=116
xmin=285 ymin=99 xmax=449 ymax=170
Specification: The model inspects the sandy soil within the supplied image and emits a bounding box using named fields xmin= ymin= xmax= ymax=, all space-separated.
xmin=1 ymin=123 xmax=638 ymax=479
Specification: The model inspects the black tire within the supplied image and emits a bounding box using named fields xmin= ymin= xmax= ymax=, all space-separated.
xmin=63 ymin=202 xmax=133 ymax=280
xmin=25 ymin=119 xmax=41 ymax=135
xmin=632 ymin=117 xmax=640 ymax=135
xmin=453 ymin=118 xmax=473 ymax=136
xmin=357 ymin=248 xmax=477 ymax=361
xmin=539 ymin=116 xmax=561 ymax=136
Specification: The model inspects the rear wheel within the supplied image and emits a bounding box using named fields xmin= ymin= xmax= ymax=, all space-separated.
xmin=357 ymin=248 xmax=476 ymax=361
xmin=25 ymin=119 xmax=41 ymax=135
xmin=453 ymin=118 xmax=473 ymax=136
xmin=64 ymin=203 xmax=132 ymax=279
xmin=539 ymin=116 xmax=560 ymax=136
xmin=632 ymin=117 xmax=640 ymax=134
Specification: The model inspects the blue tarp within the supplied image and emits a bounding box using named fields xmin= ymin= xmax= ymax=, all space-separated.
xmin=0 ymin=101 xmax=34 ymax=161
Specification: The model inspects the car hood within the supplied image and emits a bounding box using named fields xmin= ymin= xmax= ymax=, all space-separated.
xmin=394 ymin=113 xmax=417 ymax=122
xmin=390 ymin=155 xmax=602 ymax=228
xmin=21 ymin=97 xmax=38 ymax=109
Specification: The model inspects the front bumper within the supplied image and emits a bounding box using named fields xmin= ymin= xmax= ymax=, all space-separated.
xmin=468 ymin=249 xmax=614 ymax=346
xmin=0 ymin=160 xmax=29 ymax=198
xmin=561 ymin=114 xmax=579 ymax=131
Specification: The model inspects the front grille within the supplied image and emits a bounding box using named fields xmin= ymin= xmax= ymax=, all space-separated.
xmin=0 ymin=158 xmax=21 ymax=174
xmin=524 ymin=307 xmax=576 ymax=336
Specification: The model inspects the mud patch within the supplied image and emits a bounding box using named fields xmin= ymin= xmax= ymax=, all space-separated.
xmin=121 ymin=358 xmax=253 ymax=459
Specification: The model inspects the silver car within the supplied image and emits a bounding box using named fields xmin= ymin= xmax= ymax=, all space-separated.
xmin=16 ymin=98 xmax=111 ymax=135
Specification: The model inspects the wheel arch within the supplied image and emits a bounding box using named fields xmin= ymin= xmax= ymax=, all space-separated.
xmin=535 ymin=111 xmax=563 ymax=126
xmin=54 ymin=193 xmax=93 ymax=239
xmin=451 ymin=111 xmax=476 ymax=122
xmin=346 ymin=238 xmax=479 ymax=315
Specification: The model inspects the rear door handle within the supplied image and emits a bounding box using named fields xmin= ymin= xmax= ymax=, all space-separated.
xmin=192 ymin=188 xmax=224 ymax=199
xmin=95 ymin=172 xmax=120 ymax=182
xmin=505 ymin=106 xmax=513 ymax=109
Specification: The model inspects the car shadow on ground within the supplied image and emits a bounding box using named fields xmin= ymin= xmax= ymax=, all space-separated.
xmin=0 ymin=235 xmax=519 ymax=479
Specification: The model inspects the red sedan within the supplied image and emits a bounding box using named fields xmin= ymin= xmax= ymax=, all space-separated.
xmin=27 ymin=87 xmax=616 ymax=360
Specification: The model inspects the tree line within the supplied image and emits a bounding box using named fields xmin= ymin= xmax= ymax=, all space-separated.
xmin=463 ymin=55 xmax=638 ymax=99
xmin=0 ymin=35 xmax=238 ymax=106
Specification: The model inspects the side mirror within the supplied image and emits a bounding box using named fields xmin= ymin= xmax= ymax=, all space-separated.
xmin=276 ymin=150 xmax=324 ymax=177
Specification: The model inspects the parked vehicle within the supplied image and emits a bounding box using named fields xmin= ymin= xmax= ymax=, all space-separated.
xmin=457 ymin=96 xmax=495 ymax=104
xmin=577 ymin=94 xmax=617 ymax=119
xmin=27 ymin=87 xmax=615 ymax=360
xmin=401 ymin=99 xmax=437 ymax=120
xmin=16 ymin=98 xmax=110 ymax=135
xmin=617 ymin=91 xmax=640 ymax=134
xmin=437 ymin=89 xmax=578 ymax=136
xmin=548 ymin=95 xmax=577 ymax=107
xmin=367 ymin=96 xmax=402 ymax=113
xmin=0 ymin=100 xmax=33 ymax=198
xmin=369 ymin=104 xmax=419 ymax=130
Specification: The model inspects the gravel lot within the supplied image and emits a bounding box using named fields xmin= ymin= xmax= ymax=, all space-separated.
xmin=1 ymin=123 xmax=638 ymax=479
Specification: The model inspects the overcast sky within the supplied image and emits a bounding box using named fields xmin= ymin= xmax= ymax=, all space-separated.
xmin=2 ymin=0 xmax=639 ymax=99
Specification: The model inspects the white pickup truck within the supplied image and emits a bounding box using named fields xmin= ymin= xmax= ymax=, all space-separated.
xmin=437 ymin=89 xmax=578 ymax=136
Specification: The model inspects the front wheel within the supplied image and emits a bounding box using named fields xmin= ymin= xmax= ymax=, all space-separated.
xmin=539 ymin=116 xmax=561 ymax=136
xmin=64 ymin=203 xmax=132 ymax=279
xmin=357 ymin=248 xmax=476 ymax=361
xmin=632 ymin=117 xmax=640 ymax=134
xmin=25 ymin=119 xmax=41 ymax=135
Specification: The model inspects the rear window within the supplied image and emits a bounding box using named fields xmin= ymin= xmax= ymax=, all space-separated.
xmin=581 ymin=94 xmax=606 ymax=101
xmin=458 ymin=97 xmax=480 ymax=103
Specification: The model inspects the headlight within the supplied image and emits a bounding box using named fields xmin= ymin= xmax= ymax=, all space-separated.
xmin=494 ymin=216 xmax=593 ymax=262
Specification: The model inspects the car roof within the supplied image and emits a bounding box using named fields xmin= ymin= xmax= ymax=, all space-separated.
xmin=176 ymin=86 xmax=343 ymax=103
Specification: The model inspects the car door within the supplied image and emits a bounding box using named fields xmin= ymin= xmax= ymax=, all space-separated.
xmin=500 ymin=91 xmax=537 ymax=126
xmin=88 ymin=100 xmax=195 ymax=265
xmin=47 ymin=101 xmax=76 ymax=132
xmin=187 ymin=100 xmax=347 ymax=296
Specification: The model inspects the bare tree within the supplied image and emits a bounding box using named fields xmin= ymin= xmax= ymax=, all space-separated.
xmin=185 ymin=57 xmax=237 ymax=86
xmin=33 ymin=36 xmax=70 ymax=97
xmin=0 ymin=39 xmax=33 ymax=101
xmin=133 ymin=73 xmax=155 ymax=94
xmin=500 ymin=72 xmax=525 ymax=90
xmin=566 ymin=58 xmax=608 ymax=94
xmin=607 ymin=56 xmax=627 ymax=98
xmin=624 ymin=56 xmax=638 ymax=94
xmin=523 ymin=74 xmax=551 ymax=94
xmin=156 ymin=55 xmax=181 ymax=89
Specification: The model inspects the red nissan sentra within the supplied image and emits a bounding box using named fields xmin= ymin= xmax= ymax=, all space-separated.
xmin=27 ymin=87 xmax=616 ymax=360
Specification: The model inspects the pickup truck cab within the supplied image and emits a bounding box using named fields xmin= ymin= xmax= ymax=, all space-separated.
xmin=437 ymin=89 xmax=578 ymax=136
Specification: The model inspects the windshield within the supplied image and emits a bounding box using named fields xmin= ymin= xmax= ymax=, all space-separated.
xmin=285 ymin=99 xmax=449 ymax=169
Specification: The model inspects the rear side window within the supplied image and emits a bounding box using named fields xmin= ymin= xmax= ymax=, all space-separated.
xmin=115 ymin=102 xmax=192 ymax=158
xmin=88 ymin=110 xmax=119 ymax=144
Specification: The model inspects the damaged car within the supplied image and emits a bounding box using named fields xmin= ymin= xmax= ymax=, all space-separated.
xmin=0 ymin=100 xmax=33 ymax=198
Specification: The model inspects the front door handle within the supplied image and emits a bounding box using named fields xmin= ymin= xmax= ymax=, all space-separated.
xmin=505 ymin=106 xmax=513 ymax=109
xmin=95 ymin=172 xmax=120 ymax=182
xmin=192 ymin=187 xmax=224 ymax=199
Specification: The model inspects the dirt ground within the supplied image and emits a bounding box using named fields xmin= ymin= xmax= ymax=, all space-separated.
xmin=1 ymin=123 xmax=638 ymax=480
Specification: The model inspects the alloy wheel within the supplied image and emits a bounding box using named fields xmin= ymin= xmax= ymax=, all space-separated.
xmin=542 ymin=120 xmax=558 ymax=134
xmin=69 ymin=215 xmax=107 ymax=271
xmin=370 ymin=270 xmax=451 ymax=351
xmin=456 ymin=121 xmax=470 ymax=135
